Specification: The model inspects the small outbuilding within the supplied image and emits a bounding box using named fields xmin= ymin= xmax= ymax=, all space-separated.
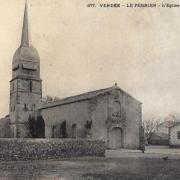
xmin=169 ymin=122 xmax=180 ymax=147
xmin=148 ymin=132 xmax=169 ymax=145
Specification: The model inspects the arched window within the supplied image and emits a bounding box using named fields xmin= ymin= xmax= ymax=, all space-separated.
xmin=12 ymin=82 xmax=14 ymax=92
xmin=29 ymin=81 xmax=32 ymax=92
xmin=72 ymin=124 xmax=77 ymax=138
xmin=24 ymin=104 xmax=27 ymax=111
xmin=112 ymin=101 xmax=121 ymax=118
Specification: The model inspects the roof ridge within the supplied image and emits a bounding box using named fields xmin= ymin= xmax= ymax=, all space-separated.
xmin=39 ymin=85 xmax=141 ymax=110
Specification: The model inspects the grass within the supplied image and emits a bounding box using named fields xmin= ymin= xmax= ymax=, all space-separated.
xmin=0 ymin=157 xmax=179 ymax=179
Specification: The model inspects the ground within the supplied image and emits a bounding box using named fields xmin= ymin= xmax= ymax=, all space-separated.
xmin=0 ymin=146 xmax=180 ymax=180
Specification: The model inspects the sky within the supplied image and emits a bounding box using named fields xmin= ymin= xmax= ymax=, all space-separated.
xmin=0 ymin=0 xmax=180 ymax=118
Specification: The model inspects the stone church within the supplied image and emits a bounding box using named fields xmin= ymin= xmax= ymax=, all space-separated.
xmin=0 ymin=2 xmax=142 ymax=149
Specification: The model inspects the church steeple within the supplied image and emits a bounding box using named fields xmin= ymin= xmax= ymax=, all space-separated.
xmin=21 ymin=1 xmax=29 ymax=47
xmin=10 ymin=1 xmax=42 ymax=138
xmin=13 ymin=0 xmax=40 ymax=64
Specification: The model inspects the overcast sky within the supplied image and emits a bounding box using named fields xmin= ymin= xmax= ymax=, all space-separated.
xmin=0 ymin=0 xmax=180 ymax=118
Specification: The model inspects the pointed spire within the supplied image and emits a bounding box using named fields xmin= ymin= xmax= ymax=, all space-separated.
xmin=21 ymin=0 xmax=29 ymax=46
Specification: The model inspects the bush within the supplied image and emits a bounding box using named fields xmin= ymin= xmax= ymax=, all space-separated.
xmin=0 ymin=138 xmax=105 ymax=161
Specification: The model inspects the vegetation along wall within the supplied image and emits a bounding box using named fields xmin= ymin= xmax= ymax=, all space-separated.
xmin=0 ymin=139 xmax=105 ymax=161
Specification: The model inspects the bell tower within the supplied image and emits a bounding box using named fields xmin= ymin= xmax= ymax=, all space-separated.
xmin=9 ymin=2 xmax=42 ymax=137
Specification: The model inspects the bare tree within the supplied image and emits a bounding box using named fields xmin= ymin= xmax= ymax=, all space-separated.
xmin=41 ymin=95 xmax=53 ymax=103
xmin=142 ymin=116 xmax=162 ymax=140
xmin=54 ymin=96 xmax=61 ymax=101
xmin=41 ymin=95 xmax=61 ymax=104
xmin=164 ymin=112 xmax=180 ymax=122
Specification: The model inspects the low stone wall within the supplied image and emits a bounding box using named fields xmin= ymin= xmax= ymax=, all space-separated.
xmin=0 ymin=138 xmax=105 ymax=161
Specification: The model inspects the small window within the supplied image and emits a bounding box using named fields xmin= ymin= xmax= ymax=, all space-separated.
xmin=10 ymin=106 xmax=12 ymax=112
xmin=177 ymin=131 xmax=180 ymax=139
xmin=13 ymin=106 xmax=15 ymax=111
xmin=12 ymin=83 xmax=14 ymax=92
xmin=30 ymin=81 xmax=32 ymax=92
xmin=24 ymin=104 xmax=27 ymax=111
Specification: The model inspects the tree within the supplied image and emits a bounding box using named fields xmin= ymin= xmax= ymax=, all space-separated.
xmin=60 ymin=120 xmax=66 ymax=138
xmin=54 ymin=96 xmax=61 ymax=101
xmin=84 ymin=120 xmax=92 ymax=138
xmin=28 ymin=115 xmax=36 ymax=138
xmin=41 ymin=95 xmax=53 ymax=103
xmin=41 ymin=95 xmax=61 ymax=103
xmin=84 ymin=120 xmax=92 ymax=129
xmin=36 ymin=115 xmax=45 ymax=138
xmin=28 ymin=115 xmax=45 ymax=138
xmin=164 ymin=112 xmax=180 ymax=123
xmin=142 ymin=116 xmax=162 ymax=140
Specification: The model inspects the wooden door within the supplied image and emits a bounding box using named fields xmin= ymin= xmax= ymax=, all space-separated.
xmin=109 ymin=127 xmax=122 ymax=149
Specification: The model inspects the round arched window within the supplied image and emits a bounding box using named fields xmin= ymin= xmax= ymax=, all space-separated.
xmin=112 ymin=101 xmax=121 ymax=118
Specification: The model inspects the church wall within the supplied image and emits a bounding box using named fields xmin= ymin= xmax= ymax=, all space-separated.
xmin=40 ymin=100 xmax=91 ymax=138
xmin=90 ymin=95 xmax=108 ymax=142
xmin=121 ymin=93 xmax=141 ymax=149
xmin=105 ymin=89 xmax=141 ymax=149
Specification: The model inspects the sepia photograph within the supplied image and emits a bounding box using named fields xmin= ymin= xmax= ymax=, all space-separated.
xmin=0 ymin=0 xmax=180 ymax=179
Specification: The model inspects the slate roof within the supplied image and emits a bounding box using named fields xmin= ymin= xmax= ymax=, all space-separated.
xmin=13 ymin=2 xmax=40 ymax=63
xmin=38 ymin=85 xmax=141 ymax=110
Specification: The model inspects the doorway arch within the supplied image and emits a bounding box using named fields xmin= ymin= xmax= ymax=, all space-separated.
xmin=109 ymin=127 xmax=123 ymax=149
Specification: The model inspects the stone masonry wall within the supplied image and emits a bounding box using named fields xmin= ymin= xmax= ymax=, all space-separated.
xmin=122 ymin=92 xmax=141 ymax=149
xmin=41 ymin=100 xmax=91 ymax=138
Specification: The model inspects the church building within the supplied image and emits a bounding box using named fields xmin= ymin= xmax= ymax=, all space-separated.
xmin=39 ymin=85 xmax=142 ymax=149
xmin=0 ymin=2 xmax=142 ymax=150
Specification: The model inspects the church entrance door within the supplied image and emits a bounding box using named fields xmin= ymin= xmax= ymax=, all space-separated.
xmin=109 ymin=127 xmax=123 ymax=149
